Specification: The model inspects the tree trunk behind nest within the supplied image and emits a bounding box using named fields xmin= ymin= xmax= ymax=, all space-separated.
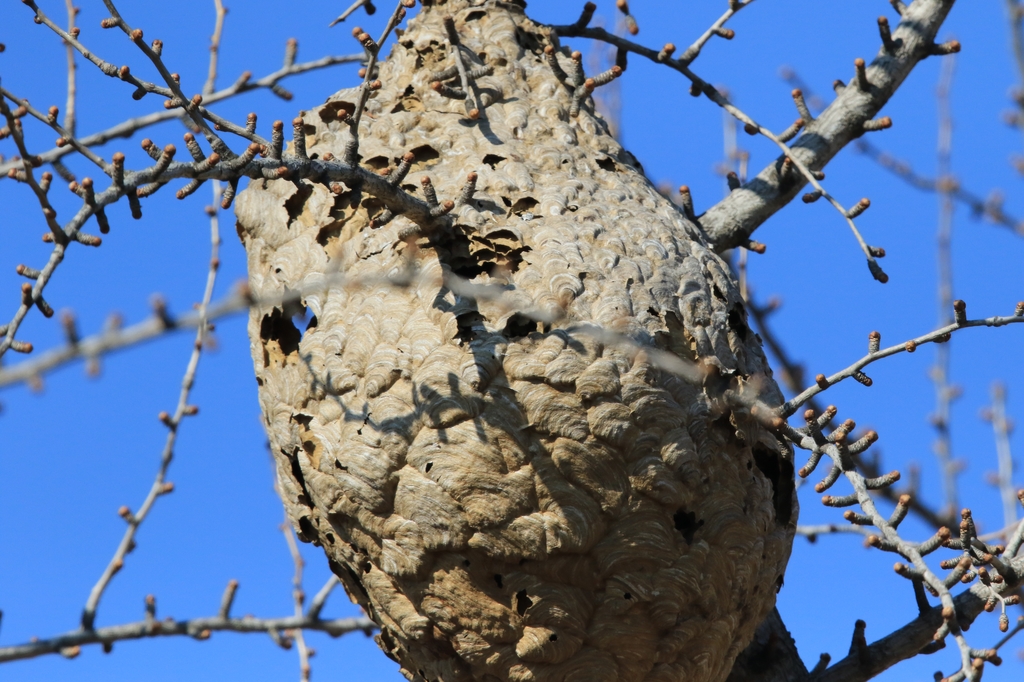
xmin=235 ymin=2 xmax=797 ymax=680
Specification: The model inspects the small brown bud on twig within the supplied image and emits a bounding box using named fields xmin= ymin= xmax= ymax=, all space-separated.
xmin=878 ymin=16 xmax=896 ymax=53
xmin=616 ymin=1 xmax=639 ymax=35
xmin=791 ymin=89 xmax=813 ymax=123
xmin=952 ymin=299 xmax=966 ymax=325
xmin=868 ymin=330 xmax=881 ymax=353
xmin=929 ymin=40 xmax=961 ymax=56
xmin=678 ymin=185 xmax=694 ymax=219
xmin=852 ymin=371 xmax=873 ymax=386
xmin=430 ymin=199 xmax=455 ymax=217
xmin=74 ymin=233 xmax=102 ymax=247
xmin=744 ymin=240 xmax=766 ymax=254
xmin=863 ymin=116 xmax=892 ymax=132
xmin=778 ymin=118 xmax=805 ymax=143
xmin=854 ymin=57 xmax=870 ymax=91
xmin=846 ymin=198 xmax=871 ymax=219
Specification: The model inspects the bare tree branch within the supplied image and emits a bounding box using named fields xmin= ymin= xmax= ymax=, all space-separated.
xmin=0 ymin=289 xmax=247 ymax=389
xmin=330 ymin=0 xmax=377 ymax=28
xmin=696 ymin=0 xmax=957 ymax=260
xmin=282 ymin=523 xmax=313 ymax=682
xmin=203 ymin=0 xmax=228 ymax=97
xmin=812 ymin=569 xmax=1018 ymax=682
xmin=931 ymin=54 xmax=961 ymax=521
xmin=553 ymin=0 xmax=901 ymax=280
xmin=62 ymin=0 xmax=78 ymax=137
xmin=80 ymin=182 xmax=222 ymax=630
xmin=777 ymin=304 xmax=1024 ymax=419
xmin=0 ymin=612 xmax=374 ymax=664
xmin=796 ymin=524 xmax=872 ymax=541
xmin=778 ymin=67 xmax=1024 ymax=239
xmin=856 ymin=141 xmax=1023 ymax=237
xmin=0 ymin=52 xmax=363 ymax=179
xmin=982 ymin=383 xmax=1020 ymax=533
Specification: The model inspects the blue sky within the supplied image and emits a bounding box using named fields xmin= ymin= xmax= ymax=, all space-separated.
xmin=1 ymin=1 xmax=1022 ymax=680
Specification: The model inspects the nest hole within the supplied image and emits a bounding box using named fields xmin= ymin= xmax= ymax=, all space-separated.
xmin=259 ymin=308 xmax=302 ymax=366
xmin=753 ymin=444 xmax=795 ymax=526
xmin=503 ymin=313 xmax=539 ymax=339
xmin=514 ymin=590 xmax=533 ymax=616
xmin=672 ymin=508 xmax=704 ymax=545
xmin=482 ymin=154 xmax=506 ymax=169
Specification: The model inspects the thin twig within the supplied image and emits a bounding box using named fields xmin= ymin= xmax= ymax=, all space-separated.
xmin=80 ymin=182 xmax=222 ymax=630
xmin=778 ymin=308 xmax=1024 ymax=419
xmin=0 ymin=613 xmax=374 ymax=664
xmin=204 ymin=0 xmax=228 ymax=96
xmin=984 ymin=383 xmax=1019 ymax=533
xmin=856 ymin=140 xmax=1024 ymax=238
xmin=720 ymin=91 xmax=754 ymax=298
xmin=748 ymin=293 xmax=952 ymax=527
xmin=778 ymin=67 xmax=1024 ymax=239
xmin=0 ymin=288 xmax=247 ymax=389
xmin=1006 ymin=0 xmax=1024 ymax=145
xmin=283 ymin=524 xmax=312 ymax=682
xmin=0 ymin=89 xmax=71 ymax=359
xmin=585 ymin=19 xmax=623 ymax=139
xmin=63 ymin=0 xmax=77 ymax=137
xmin=347 ymin=0 xmax=409 ymax=162
xmin=785 ymin=417 xmax=1016 ymax=682
xmin=0 ymin=52 xmax=362 ymax=178
xmin=553 ymin=2 xmax=893 ymax=281
xmin=330 ymin=0 xmax=376 ymax=27
xmin=991 ymin=614 xmax=1024 ymax=652
xmin=931 ymin=52 xmax=960 ymax=520
xmin=96 ymin=0 xmax=230 ymax=155
xmin=796 ymin=524 xmax=872 ymax=540
xmin=1 ymin=89 xmax=110 ymax=171
xmin=307 ymin=576 xmax=341 ymax=622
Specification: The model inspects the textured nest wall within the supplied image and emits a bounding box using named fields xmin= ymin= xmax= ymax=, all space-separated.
xmin=235 ymin=2 xmax=797 ymax=681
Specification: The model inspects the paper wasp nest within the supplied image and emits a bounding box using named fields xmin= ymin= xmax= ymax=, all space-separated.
xmin=236 ymin=2 xmax=796 ymax=680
